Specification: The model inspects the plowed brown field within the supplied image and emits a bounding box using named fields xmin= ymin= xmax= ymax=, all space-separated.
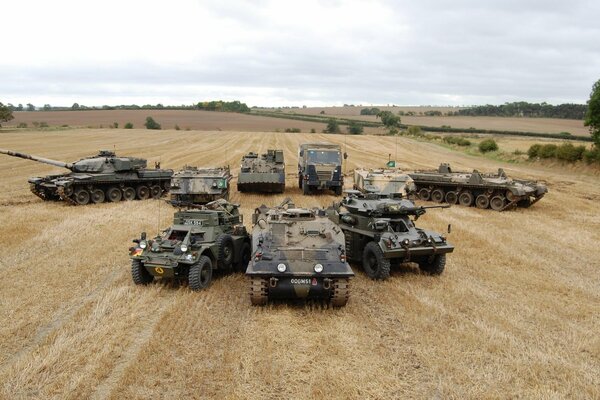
xmin=0 ymin=130 xmax=598 ymax=399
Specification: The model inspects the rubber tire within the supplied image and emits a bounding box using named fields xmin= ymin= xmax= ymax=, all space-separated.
xmin=362 ymin=241 xmax=391 ymax=280
xmin=418 ymin=254 xmax=446 ymax=275
xmin=445 ymin=191 xmax=458 ymax=204
xmin=216 ymin=234 xmax=235 ymax=268
xmin=123 ymin=187 xmax=136 ymax=201
xmin=334 ymin=186 xmax=343 ymax=196
xmin=431 ymin=188 xmax=444 ymax=203
xmin=418 ymin=188 xmax=430 ymax=201
xmin=91 ymin=189 xmax=105 ymax=204
xmin=475 ymin=194 xmax=489 ymax=209
xmin=150 ymin=185 xmax=162 ymax=199
xmin=74 ymin=190 xmax=90 ymax=205
xmin=106 ymin=187 xmax=122 ymax=202
xmin=137 ymin=185 xmax=150 ymax=200
xmin=302 ymin=180 xmax=311 ymax=195
xmin=298 ymin=175 xmax=303 ymax=189
xmin=163 ymin=180 xmax=171 ymax=190
xmin=236 ymin=242 xmax=252 ymax=272
xmin=490 ymin=195 xmax=506 ymax=211
xmin=189 ymin=256 xmax=213 ymax=291
xmin=131 ymin=259 xmax=153 ymax=285
xmin=458 ymin=191 xmax=473 ymax=207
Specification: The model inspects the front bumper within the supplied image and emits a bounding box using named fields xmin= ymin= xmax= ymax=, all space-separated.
xmin=382 ymin=243 xmax=454 ymax=259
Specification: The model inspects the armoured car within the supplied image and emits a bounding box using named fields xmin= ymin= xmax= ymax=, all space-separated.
xmin=246 ymin=199 xmax=354 ymax=306
xmin=330 ymin=191 xmax=453 ymax=280
xmin=353 ymin=168 xmax=416 ymax=197
xmin=0 ymin=149 xmax=172 ymax=205
xmin=409 ymin=163 xmax=547 ymax=211
xmin=129 ymin=200 xmax=251 ymax=291
xmin=170 ymin=166 xmax=231 ymax=205
xmin=237 ymin=150 xmax=285 ymax=193
xmin=298 ymin=142 xmax=343 ymax=195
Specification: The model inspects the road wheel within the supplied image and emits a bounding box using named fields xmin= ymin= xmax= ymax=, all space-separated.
xmin=418 ymin=254 xmax=446 ymax=275
xmin=445 ymin=191 xmax=458 ymax=204
xmin=162 ymin=180 xmax=171 ymax=191
xmin=123 ymin=187 xmax=136 ymax=201
xmin=150 ymin=185 xmax=162 ymax=198
xmin=302 ymin=180 xmax=311 ymax=195
xmin=362 ymin=241 xmax=391 ymax=280
xmin=90 ymin=189 xmax=105 ymax=204
xmin=136 ymin=185 xmax=150 ymax=200
xmin=458 ymin=191 xmax=473 ymax=207
xmin=418 ymin=188 xmax=430 ymax=201
xmin=431 ymin=188 xmax=444 ymax=203
xmin=73 ymin=189 xmax=90 ymax=205
xmin=236 ymin=242 xmax=251 ymax=272
xmin=250 ymin=277 xmax=268 ymax=305
xmin=131 ymin=259 xmax=153 ymax=285
xmin=475 ymin=194 xmax=489 ymax=209
xmin=506 ymin=190 xmax=518 ymax=202
xmin=490 ymin=195 xmax=506 ymax=211
xmin=216 ymin=234 xmax=234 ymax=268
xmin=106 ymin=186 xmax=122 ymax=202
xmin=189 ymin=256 xmax=213 ymax=291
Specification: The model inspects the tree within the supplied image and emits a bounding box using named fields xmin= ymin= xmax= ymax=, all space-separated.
xmin=43 ymin=104 xmax=51 ymax=111
xmin=144 ymin=116 xmax=161 ymax=130
xmin=376 ymin=110 xmax=401 ymax=130
xmin=347 ymin=121 xmax=363 ymax=135
xmin=584 ymin=78 xmax=600 ymax=147
xmin=0 ymin=102 xmax=14 ymax=127
xmin=324 ymin=119 xmax=340 ymax=134
xmin=72 ymin=103 xmax=80 ymax=110
xmin=26 ymin=103 xmax=35 ymax=111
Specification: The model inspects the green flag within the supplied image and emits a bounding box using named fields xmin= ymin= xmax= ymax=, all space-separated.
xmin=386 ymin=160 xmax=396 ymax=168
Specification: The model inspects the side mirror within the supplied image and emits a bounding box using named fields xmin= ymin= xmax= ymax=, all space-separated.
xmin=343 ymin=152 xmax=348 ymax=160
xmin=252 ymin=213 xmax=258 ymax=225
xmin=447 ymin=224 xmax=452 ymax=234
xmin=133 ymin=239 xmax=140 ymax=244
xmin=141 ymin=232 xmax=147 ymax=240
xmin=299 ymin=150 xmax=304 ymax=157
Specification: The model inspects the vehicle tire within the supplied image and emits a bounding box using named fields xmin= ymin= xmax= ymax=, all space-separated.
xmin=236 ymin=242 xmax=252 ymax=272
xmin=334 ymin=186 xmax=343 ymax=196
xmin=490 ymin=195 xmax=506 ymax=211
xmin=445 ymin=191 xmax=458 ymax=204
xmin=162 ymin=180 xmax=171 ymax=191
xmin=298 ymin=175 xmax=303 ymax=188
xmin=131 ymin=259 xmax=153 ymax=285
xmin=90 ymin=189 xmax=105 ymax=204
xmin=73 ymin=189 xmax=90 ymax=205
xmin=362 ymin=241 xmax=391 ymax=280
xmin=302 ymin=180 xmax=311 ymax=195
xmin=189 ymin=256 xmax=213 ymax=291
xmin=106 ymin=186 xmax=122 ymax=202
xmin=418 ymin=254 xmax=446 ymax=275
xmin=216 ymin=234 xmax=235 ymax=268
xmin=475 ymin=194 xmax=489 ymax=209
xmin=136 ymin=185 xmax=150 ymax=200
xmin=150 ymin=185 xmax=162 ymax=199
xmin=458 ymin=191 xmax=473 ymax=207
xmin=431 ymin=188 xmax=445 ymax=203
xmin=418 ymin=188 xmax=430 ymax=201
xmin=123 ymin=186 xmax=136 ymax=201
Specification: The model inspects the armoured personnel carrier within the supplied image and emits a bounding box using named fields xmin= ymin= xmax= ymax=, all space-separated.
xmin=408 ymin=163 xmax=548 ymax=211
xmin=353 ymin=168 xmax=416 ymax=197
xmin=0 ymin=148 xmax=172 ymax=205
xmin=330 ymin=191 xmax=453 ymax=280
xmin=237 ymin=150 xmax=285 ymax=193
xmin=129 ymin=200 xmax=251 ymax=291
xmin=246 ymin=199 xmax=354 ymax=306
xmin=298 ymin=142 xmax=343 ymax=195
xmin=169 ymin=166 xmax=231 ymax=206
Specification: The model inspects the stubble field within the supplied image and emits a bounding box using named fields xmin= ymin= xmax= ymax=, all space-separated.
xmin=0 ymin=129 xmax=598 ymax=399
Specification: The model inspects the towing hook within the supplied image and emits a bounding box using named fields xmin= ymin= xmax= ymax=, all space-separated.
xmin=323 ymin=278 xmax=332 ymax=290
xmin=269 ymin=277 xmax=279 ymax=288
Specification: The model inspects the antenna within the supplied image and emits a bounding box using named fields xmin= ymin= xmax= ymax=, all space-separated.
xmin=395 ymin=135 xmax=398 ymax=165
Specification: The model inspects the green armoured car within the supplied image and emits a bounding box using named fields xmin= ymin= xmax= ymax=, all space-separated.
xmin=129 ymin=200 xmax=251 ymax=291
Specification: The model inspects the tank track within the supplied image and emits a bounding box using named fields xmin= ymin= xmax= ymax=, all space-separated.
xmin=250 ymin=277 xmax=268 ymax=305
xmin=55 ymin=180 xmax=170 ymax=206
xmin=330 ymin=278 xmax=350 ymax=307
xmin=29 ymin=185 xmax=50 ymax=201
xmin=57 ymin=186 xmax=77 ymax=205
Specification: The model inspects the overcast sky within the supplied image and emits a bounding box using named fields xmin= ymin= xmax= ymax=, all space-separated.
xmin=1 ymin=0 xmax=599 ymax=107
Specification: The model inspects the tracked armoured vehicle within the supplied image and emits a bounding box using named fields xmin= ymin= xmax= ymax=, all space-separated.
xmin=353 ymin=168 xmax=416 ymax=197
xmin=237 ymin=150 xmax=285 ymax=193
xmin=169 ymin=166 xmax=231 ymax=206
xmin=0 ymin=149 xmax=172 ymax=205
xmin=408 ymin=163 xmax=547 ymax=211
xmin=330 ymin=191 xmax=453 ymax=280
xmin=298 ymin=142 xmax=343 ymax=195
xmin=129 ymin=200 xmax=251 ymax=291
xmin=246 ymin=199 xmax=354 ymax=306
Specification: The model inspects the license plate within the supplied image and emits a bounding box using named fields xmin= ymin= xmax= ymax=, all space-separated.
xmin=290 ymin=278 xmax=311 ymax=285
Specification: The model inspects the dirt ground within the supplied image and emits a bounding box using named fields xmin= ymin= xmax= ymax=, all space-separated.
xmin=0 ymin=129 xmax=598 ymax=399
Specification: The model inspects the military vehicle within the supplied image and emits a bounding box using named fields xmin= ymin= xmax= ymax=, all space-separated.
xmin=246 ymin=199 xmax=354 ymax=306
xmin=330 ymin=191 xmax=453 ymax=280
xmin=169 ymin=166 xmax=231 ymax=206
xmin=129 ymin=200 xmax=251 ymax=291
xmin=0 ymin=149 xmax=172 ymax=205
xmin=353 ymin=168 xmax=416 ymax=197
xmin=298 ymin=142 xmax=343 ymax=195
xmin=408 ymin=163 xmax=548 ymax=211
xmin=237 ymin=150 xmax=285 ymax=193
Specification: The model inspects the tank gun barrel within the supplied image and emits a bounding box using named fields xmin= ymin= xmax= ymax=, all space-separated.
xmin=0 ymin=149 xmax=73 ymax=170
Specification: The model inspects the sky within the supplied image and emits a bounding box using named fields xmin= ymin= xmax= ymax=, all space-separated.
xmin=1 ymin=0 xmax=599 ymax=107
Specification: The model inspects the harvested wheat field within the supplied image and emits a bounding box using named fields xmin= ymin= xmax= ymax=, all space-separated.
xmin=0 ymin=129 xmax=598 ymax=399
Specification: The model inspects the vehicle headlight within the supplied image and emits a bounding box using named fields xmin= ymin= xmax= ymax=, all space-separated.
xmin=185 ymin=254 xmax=193 ymax=261
xmin=277 ymin=263 xmax=287 ymax=272
xmin=140 ymin=240 xmax=147 ymax=249
xmin=402 ymin=239 xmax=410 ymax=246
xmin=314 ymin=263 xmax=323 ymax=273
xmin=180 ymin=244 xmax=188 ymax=252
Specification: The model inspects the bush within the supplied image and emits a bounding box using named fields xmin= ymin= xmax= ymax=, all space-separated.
xmin=32 ymin=121 xmax=40 ymax=127
xmin=479 ymin=138 xmax=498 ymax=153
xmin=407 ymin=126 xmax=422 ymax=136
xmin=538 ymin=144 xmax=557 ymax=158
xmin=284 ymin=128 xmax=301 ymax=133
xmin=17 ymin=122 xmax=28 ymax=128
xmin=324 ymin=119 xmax=340 ymax=134
xmin=144 ymin=117 xmax=161 ymax=130
xmin=175 ymin=124 xmax=181 ymax=131
xmin=39 ymin=122 xmax=49 ymax=128
xmin=347 ymin=121 xmax=363 ymax=135
xmin=444 ymin=136 xmax=471 ymax=146
xmin=310 ymin=128 xmax=316 ymax=133
xmin=113 ymin=122 xmax=119 ymax=129
xmin=555 ymin=143 xmax=585 ymax=161
xmin=583 ymin=147 xmax=600 ymax=163
xmin=527 ymin=144 xmax=543 ymax=158
xmin=124 ymin=122 xmax=133 ymax=129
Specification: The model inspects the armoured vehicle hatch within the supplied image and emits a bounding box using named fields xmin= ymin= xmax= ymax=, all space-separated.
xmin=353 ymin=168 xmax=416 ymax=197
xmin=129 ymin=199 xmax=251 ymax=291
xmin=408 ymin=163 xmax=548 ymax=211
xmin=169 ymin=166 xmax=231 ymax=206
xmin=330 ymin=191 xmax=454 ymax=280
xmin=298 ymin=142 xmax=343 ymax=195
xmin=246 ymin=199 xmax=354 ymax=306
xmin=237 ymin=149 xmax=285 ymax=193
xmin=0 ymin=149 xmax=172 ymax=205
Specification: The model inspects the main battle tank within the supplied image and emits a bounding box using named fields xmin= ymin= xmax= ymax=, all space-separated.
xmin=408 ymin=163 xmax=548 ymax=211
xmin=169 ymin=166 xmax=231 ymax=206
xmin=246 ymin=199 xmax=354 ymax=306
xmin=0 ymin=149 xmax=173 ymax=205
xmin=237 ymin=150 xmax=285 ymax=193
xmin=353 ymin=168 xmax=416 ymax=197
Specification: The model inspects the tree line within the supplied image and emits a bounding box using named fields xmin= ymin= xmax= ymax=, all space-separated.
xmin=453 ymin=102 xmax=587 ymax=119
xmin=3 ymin=100 xmax=250 ymax=113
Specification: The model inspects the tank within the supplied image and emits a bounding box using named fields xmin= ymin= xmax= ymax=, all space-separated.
xmin=237 ymin=150 xmax=285 ymax=193
xmin=245 ymin=198 xmax=354 ymax=306
xmin=169 ymin=166 xmax=231 ymax=206
xmin=298 ymin=142 xmax=343 ymax=195
xmin=353 ymin=168 xmax=416 ymax=197
xmin=330 ymin=190 xmax=454 ymax=280
xmin=0 ymin=148 xmax=173 ymax=205
xmin=129 ymin=199 xmax=251 ymax=291
xmin=408 ymin=163 xmax=548 ymax=211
